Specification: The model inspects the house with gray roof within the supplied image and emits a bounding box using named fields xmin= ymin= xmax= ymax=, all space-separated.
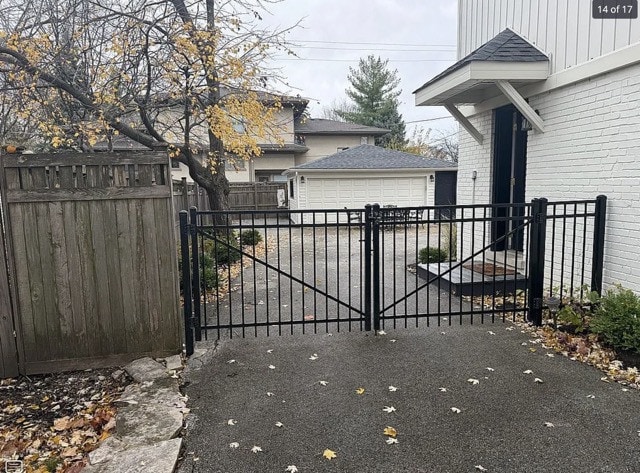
xmin=415 ymin=1 xmax=640 ymax=293
xmin=284 ymin=144 xmax=457 ymax=223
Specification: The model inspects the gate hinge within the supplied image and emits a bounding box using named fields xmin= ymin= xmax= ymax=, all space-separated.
xmin=532 ymin=297 xmax=543 ymax=309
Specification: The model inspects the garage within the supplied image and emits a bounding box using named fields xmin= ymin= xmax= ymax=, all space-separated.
xmin=284 ymin=144 xmax=457 ymax=223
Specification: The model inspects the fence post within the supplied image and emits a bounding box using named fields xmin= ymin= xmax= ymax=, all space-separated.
xmin=371 ymin=204 xmax=381 ymax=331
xmin=527 ymin=198 xmax=548 ymax=326
xmin=189 ymin=207 xmax=202 ymax=342
xmin=364 ymin=205 xmax=372 ymax=332
xmin=180 ymin=177 xmax=188 ymax=210
xmin=179 ymin=211 xmax=194 ymax=356
xmin=591 ymin=195 xmax=607 ymax=296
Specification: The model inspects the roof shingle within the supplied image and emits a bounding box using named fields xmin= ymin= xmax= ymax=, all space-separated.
xmin=414 ymin=28 xmax=548 ymax=93
xmin=290 ymin=144 xmax=457 ymax=170
xmin=295 ymin=118 xmax=390 ymax=135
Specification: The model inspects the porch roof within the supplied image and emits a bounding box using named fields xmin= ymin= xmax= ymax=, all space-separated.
xmin=414 ymin=29 xmax=549 ymax=107
xmin=413 ymin=29 xmax=549 ymax=143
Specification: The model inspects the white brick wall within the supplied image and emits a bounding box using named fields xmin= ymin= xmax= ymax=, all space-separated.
xmin=457 ymin=62 xmax=640 ymax=293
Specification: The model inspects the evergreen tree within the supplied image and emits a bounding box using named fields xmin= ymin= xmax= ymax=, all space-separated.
xmin=335 ymin=55 xmax=406 ymax=147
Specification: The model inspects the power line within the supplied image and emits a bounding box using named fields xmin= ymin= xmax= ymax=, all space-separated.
xmin=288 ymin=39 xmax=456 ymax=48
xmin=275 ymin=57 xmax=455 ymax=63
xmin=405 ymin=116 xmax=452 ymax=124
xmin=295 ymin=45 xmax=456 ymax=53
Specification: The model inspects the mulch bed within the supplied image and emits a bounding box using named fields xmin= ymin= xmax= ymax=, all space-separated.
xmin=1 ymin=368 xmax=130 ymax=472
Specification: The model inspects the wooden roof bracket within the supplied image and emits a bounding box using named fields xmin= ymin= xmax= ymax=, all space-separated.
xmin=496 ymin=80 xmax=545 ymax=133
xmin=444 ymin=103 xmax=484 ymax=145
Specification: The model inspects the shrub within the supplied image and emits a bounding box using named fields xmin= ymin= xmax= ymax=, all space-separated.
xmin=240 ymin=229 xmax=263 ymax=246
xmin=590 ymin=285 xmax=640 ymax=354
xmin=211 ymin=235 xmax=241 ymax=266
xmin=418 ymin=246 xmax=448 ymax=264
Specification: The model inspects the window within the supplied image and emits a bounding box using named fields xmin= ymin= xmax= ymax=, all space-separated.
xmin=360 ymin=136 xmax=368 ymax=144
xmin=289 ymin=179 xmax=295 ymax=198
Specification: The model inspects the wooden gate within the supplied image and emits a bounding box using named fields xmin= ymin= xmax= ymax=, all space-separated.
xmin=0 ymin=152 xmax=181 ymax=375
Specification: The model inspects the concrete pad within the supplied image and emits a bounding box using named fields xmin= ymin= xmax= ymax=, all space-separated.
xmin=117 ymin=403 xmax=184 ymax=445
xmin=124 ymin=357 xmax=168 ymax=383
xmin=84 ymin=438 xmax=182 ymax=473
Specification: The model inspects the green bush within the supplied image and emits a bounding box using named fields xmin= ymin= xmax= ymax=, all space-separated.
xmin=590 ymin=285 xmax=640 ymax=354
xmin=240 ymin=229 xmax=263 ymax=246
xmin=418 ymin=246 xmax=448 ymax=264
xmin=211 ymin=235 xmax=241 ymax=266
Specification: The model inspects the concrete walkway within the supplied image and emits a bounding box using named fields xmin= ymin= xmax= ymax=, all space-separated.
xmin=178 ymin=322 xmax=639 ymax=473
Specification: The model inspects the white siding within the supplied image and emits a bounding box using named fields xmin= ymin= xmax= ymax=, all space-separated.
xmin=458 ymin=0 xmax=640 ymax=73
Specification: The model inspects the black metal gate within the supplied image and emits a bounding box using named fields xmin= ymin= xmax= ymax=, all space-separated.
xmin=179 ymin=197 xmax=606 ymax=355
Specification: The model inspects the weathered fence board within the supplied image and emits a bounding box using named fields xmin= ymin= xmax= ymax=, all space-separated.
xmin=173 ymin=178 xmax=287 ymax=217
xmin=1 ymin=151 xmax=181 ymax=374
xmin=0 ymin=199 xmax=18 ymax=377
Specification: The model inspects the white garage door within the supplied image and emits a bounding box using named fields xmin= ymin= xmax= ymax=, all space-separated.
xmin=306 ymin=176 xmax=427 ymax=209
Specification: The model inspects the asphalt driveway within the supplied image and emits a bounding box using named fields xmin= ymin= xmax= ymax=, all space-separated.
xmin=178 ymin=322 xmax=639 ymax=473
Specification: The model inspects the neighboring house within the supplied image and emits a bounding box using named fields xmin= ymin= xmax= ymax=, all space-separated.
xmin=414 ymin=1 xmax=640 ymax=291
xmin=165 ymin=96 xmax=389 ymax=183
xmin=284 ymin=144 xmax=457 ymax=224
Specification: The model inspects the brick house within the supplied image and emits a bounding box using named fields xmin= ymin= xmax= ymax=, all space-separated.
xmin=414 ymin=0 xmax=640 ymax=292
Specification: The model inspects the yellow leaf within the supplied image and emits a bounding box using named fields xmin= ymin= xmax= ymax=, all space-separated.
xmin=53 ymin=416 xmax=72 ymax=431
xmin=355 ymin=388 xmax=365 ymax=395
xmin=383 ymin=426 xmax=397 ymax=438
xmin=323 ymin=449 xmax=337 ymax=460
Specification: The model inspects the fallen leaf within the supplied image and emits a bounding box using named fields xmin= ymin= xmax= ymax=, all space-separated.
xmin=251 ymin=446 xmax=263 ymax=453
xmin=309 ymin=354 xmax=319 ymax=361
xmin=227 ymin=359 xmax=236 ymax=364
xmin=475 ymin=466 xmax=488 ymax=472
xmin=521 ymin=342 xmax=528 ymax=346
xmin=269 ymin=365 xmax=276 ymax=370
xmin=383 ymin=426 xmax=397 ymax=438
xmin=439 ymin=387 xmax=447 ymax=392
xmin=266 ymin=392 xmax=275 ymax=397
xmin=467 ymin=378 xmax=480 ymax=385
xmin=523 ymin=370 xmax=533 ymax=375
xmin=450 ymin=407 xmax=461 ymax=413
xmin=546 ymin=353 xmax=555 ymax=357
xmin=275 ymin=421 xmax=284 ymax=428
xmin=586 ymin=394 xmax=595 ymax=399
xmin=227 ymin=419 xmax=237 ymax=426
xmin=323 ymin=449 xmax=337 ymax=460
xmin=304 ymin=314 xmax=314 ymax=321
xmin=319 ymin=381 xmax=328 ymax=386
xmin=382 ymin=406 xmax=396 ymax=413
xmin=529 ymin=348 xmax=537 ymax=353
xmin=53 ymin=416 xmax=72 ymax=431
xmin=267 ymin=349 xmax=274 ymax=354
xmin=377 ymin=330 xmax=387 ymax=335
xmin=386 ymin=438 xmax=399 ymax=445
xmin=486 ymin=367 xmax=495 ymax=372
xmin=390 ymin=339 xmax=397 ymax=343
xmin=544 ymin=422 xmax=555 ymax=428
xmin=441 ymin=331 xmax=446 ymax=335
xmin=388 ymin=386 xmax=398 ymax=392
xmin=534 ymin=378 xmax=544 ymax=384
xmin=229 ymin=442 xmax=239 ymax=448
xmin=286 ymin=466 xmax=298 ymax=473
xmin=487 ymin=331 xmax=496 ymax=335
xmin=355 ymin=387 xmax=365 ymax=395
xmin=506 ymin=326 xmax=515 ymax=331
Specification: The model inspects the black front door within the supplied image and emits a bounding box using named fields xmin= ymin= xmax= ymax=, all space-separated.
xmin=491 ymin=104 xmax=527 ymax=251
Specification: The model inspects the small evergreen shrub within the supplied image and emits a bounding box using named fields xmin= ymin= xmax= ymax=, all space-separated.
xmin=240 ymin=229 xmax=263 ymax=246
xmin=212 ymin=235 xmax=241 ymax=266
xmin=590 ymin=285 xmax=640 ymax=354
xmin=418 ymin=246 xmax=448 ymax=264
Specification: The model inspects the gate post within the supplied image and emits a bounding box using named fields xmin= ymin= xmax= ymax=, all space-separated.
xmin=371 ymin=204 xmax=381 ymax=331
xmin=364 ymin=205 xmax=373 ymax=331
xmin=189 ymin=207 xmax=202 ymax=342
xmin=179 ymin=211 xmax=195 ymax=356
xmin=591 ymin=195 xmax=607 ymax=296
xmin=527 ymin=198 xmax=548 ymax=326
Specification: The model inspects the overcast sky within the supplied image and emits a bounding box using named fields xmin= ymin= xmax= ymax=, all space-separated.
xmin=261 ymin=0 xmax=459 ymax=138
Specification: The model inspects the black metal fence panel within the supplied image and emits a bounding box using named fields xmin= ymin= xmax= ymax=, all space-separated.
xmin=179 ymin=197 xmax=606 ymax=352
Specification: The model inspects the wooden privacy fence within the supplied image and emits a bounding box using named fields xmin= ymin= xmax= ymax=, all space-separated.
xmin=0 ymin=152 xmax=181 ymax=376
xmin=173 ymin=178 xmax=287 ymax=215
